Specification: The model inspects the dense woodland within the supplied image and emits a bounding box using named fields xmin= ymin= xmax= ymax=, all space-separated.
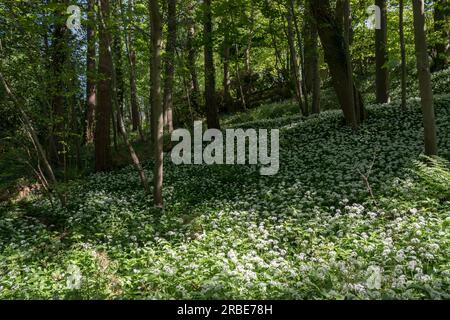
xmin=0 ymin=0 xmax=449 ymax=299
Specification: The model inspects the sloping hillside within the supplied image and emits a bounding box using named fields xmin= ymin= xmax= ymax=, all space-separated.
xmin=1 ymin=96 xmax=449 ymax=299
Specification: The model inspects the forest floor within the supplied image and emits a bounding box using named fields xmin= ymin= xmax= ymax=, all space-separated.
xmin=1 ymin=95 xmax=450 ymax=299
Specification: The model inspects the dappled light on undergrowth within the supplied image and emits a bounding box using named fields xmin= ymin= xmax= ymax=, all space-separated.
xmin=1 ymin=96 xmax=450 ymax=299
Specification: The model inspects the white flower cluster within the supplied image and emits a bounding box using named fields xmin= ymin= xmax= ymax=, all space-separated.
xmin=1 ymin=95 xmax=449 ymax=299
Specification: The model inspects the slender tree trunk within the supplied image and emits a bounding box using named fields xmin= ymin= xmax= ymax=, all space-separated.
xmin=95 ymin=0 xmax=113 ymax=172
xmin=399 ymin=0 xmax=407 ymax=110
xmin=412 ymin=0 xmax=438 ymax=156
xmin=292 ymin=0 xmax=309 ymax=115
xmin=186 ymin=2 xmax=200 ymax=110
xmin=123 ymin=0 xmax=143 ymax=139
xmin=234 ymin=43 xmax=248 ymax=111
xmin=128 ymin=42 xmax=144 ymax=138
xmin=203 ymin=0 xmax=220 ymax=129
xmin=110 ymin=102 xmax=118 ymax=151
xmin=346 ymin=1 xmax=365 ymax=122
xmin=150 ymin=0 xmax=164 ymax=207
xmin=129 ymin=47 xmax=141 ymax=132
xmin=375 ymin=0 xmax=389 ymax=103
xmin=304 ymin=2 xmax=321 ymax=114
xmin=343 ymin=0 xmax=365 ymax=123
xmin=223 ymin=37 xmax=233 ymax=113
xmin=113 ymin=34 xmax=125 ymax=134
xmin=86 ymin=0 xmax=96 ymax=144
xmin=286 ymin=5 xmax=305 ymax=116
xmin=163 ymin=0 xmax=176 ymax=134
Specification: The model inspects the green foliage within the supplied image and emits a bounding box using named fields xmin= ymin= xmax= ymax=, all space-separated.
xmin=414 ymin=156 xmax=450 ymax=200
xmin=431 ymin=69 xmax=450 ymax=95
xmin=391 ymin=69 xmax=450 ymax=100
xmin=222 ymin=101 xmax=300 ymax=127
xmin=0 ymin=0 xmax=449 ymax=300
xmin=0 ymin=148 xmax=31 ymax=193
xmin=1 ymin=96 xmax=450 ymax=299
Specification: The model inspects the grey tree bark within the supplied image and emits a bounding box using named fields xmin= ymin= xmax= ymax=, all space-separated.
xmin=412 ymin=0 xmax=438 ymax=156
xmin=304 ymin=1 xmax=321 ymax=114
xmin=150 ymin=0 xmax=164 ymax=207
xmin=375 ymin=0 xmax=389 ymax=103
xmin=399 ymin=0 xmax=407 ymax=110
xmin=203 ymin=0 xmax=221 ymax=129
xmin=286 ymin=4 xmax=305 ymax=116
xmin=122 ymin=0 xmax=144 ymax=140
xmin=223 ymin=37 xmax=233 ymax=113
xmin=186 ymin=1 xmax=200 ymax=111
xmin=163 ymin=0 xmax=176 ymax=134
xmin=85 ymin=0 xmax=96 ymax=144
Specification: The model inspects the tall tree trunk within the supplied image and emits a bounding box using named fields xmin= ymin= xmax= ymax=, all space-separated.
xmin=399 ymin=0 xmax=407 ymax=110
xmin=310 ymin=0 xmax=364 ymax=128
xmin=223 ymin=37 xmax=233 ymax=113
xmin=86 ymin=0 xmax=96 ymax=144
xmin=124 ymin=0 xmax=143 ymax=139
xmin=110 ymin=101 xmax=118 ymax=151
xmin=343 ymin=0 xmax=366 ymax=124
xmin=95 ymin=0 xmax=113 ymax=172
xmin=291 ymin=0 xmax=309 ymax=115
xmin=431 ymin=0 xmax=449 ymax=72
xmin=375 ymin=0 xmax=389 ymax=103
xmin=186 ymin=1 xmax=200 ymax=110
xmin=412 ymin=0 xmax=438 ymax=156
xmin=113 ymin=34 xmax=125 ymax=134
xmin=129 ymin=47 xmax=141 ymax=130
xmin=163 ymin=0 xmax=176 ymax=134
xmin=203 ymin=0 xmax=220 ymax=129
xmin=342 ymin=0 xmax=365 ymax=123
xmin=286 ymin=4 xmax=305 ymax=116
xmin=234 ymin=43 xmax=248 ymax=111
xmin=129 ymin=46 xmax=141 ymax=133
xmin=304 ymin=2 xmax=321 ymax=114
xmin=150 ymin=0 xmax=164 ymax=207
